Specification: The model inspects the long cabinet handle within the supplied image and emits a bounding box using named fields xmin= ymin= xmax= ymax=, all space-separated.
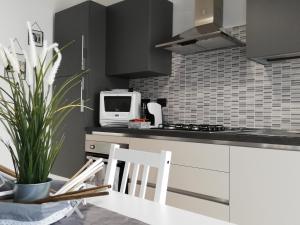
xmin=81 ymin=35 xmax=86 ymax=71
xmin=80 ymin=77 xmax=85 ymax=112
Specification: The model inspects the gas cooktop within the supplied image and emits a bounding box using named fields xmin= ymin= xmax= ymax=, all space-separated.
xmin=157 ymin=124 xmax=227 ymax=132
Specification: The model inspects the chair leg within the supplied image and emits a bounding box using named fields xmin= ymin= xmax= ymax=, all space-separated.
xmin=66 ymin=200 xmax=84 ymax=219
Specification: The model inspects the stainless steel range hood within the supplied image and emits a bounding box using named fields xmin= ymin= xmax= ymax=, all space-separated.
xmin=156 ymin=0 xmax=245 ymax=55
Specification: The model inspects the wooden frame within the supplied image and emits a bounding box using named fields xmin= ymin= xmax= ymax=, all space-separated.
xmin=28 ymin=29 xmax=44 ymax=47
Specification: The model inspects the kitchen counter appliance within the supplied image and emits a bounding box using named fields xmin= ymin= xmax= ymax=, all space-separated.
xmin=146 ymin=102 xmax=163 ymax=128
xmin=156 ymin=0 xmax=245 ymax=55
xmin=99 ymin=90 xmax=141 ymax=127
xmin=158 ymin=124 xmax=226 ymax=132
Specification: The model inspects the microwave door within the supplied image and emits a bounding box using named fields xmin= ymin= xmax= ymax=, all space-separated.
xmin=104 ymin=96 xmax=132 ymax=112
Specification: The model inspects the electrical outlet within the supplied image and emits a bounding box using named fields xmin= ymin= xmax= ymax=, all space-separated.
xmin=157 ymin=98 xmax=167 ymax=107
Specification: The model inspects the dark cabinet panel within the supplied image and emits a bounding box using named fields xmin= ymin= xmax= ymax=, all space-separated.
xmin=54 ymin=3 xmax=89 ymax=77
xmin=106 ymin=0 xmax=173 ymax=78
xmin=53 ymin=1 xmax=128 ymax=177
xmin=52 ymin=76 xmax=86 ymax=177
xmin=247 ymin=0 xmax=300 ymax=63
xmin=86 ymin=3 xmax=129 ymax=126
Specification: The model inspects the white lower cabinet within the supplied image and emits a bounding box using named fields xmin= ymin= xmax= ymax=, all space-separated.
xmin=129 ymin=137 xmax=230 ymax=222
xmin=129 ymin=138 xmax=229 ymax=172
xmin=135 ymin=184 xmax=229 ymax=221
xmin=166 ymin=192 xmax=229 ymax=221
xmin=89 ymin=134 xmax=300 ymax=224
xmin=169 ymin=164 xmax=229 ymax=200
xmin=230 ymin=146 xmax=300 ymax=225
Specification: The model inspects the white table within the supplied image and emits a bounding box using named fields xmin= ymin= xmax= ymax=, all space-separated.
xmin=51 ymin=174 xmax=235 ymax=225
xmin=87 ymin=190 xmax=235 ymax=225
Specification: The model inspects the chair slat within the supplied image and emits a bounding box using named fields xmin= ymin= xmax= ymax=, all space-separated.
xmin=120 ymin=162 xmax=130 ymax=194
xmin=129 ymin=164 xmax=140 ymax=196
xmin=154 ymin=151 xmax=172 ymax=204
xmin=139 ymin=165 xmax=150 ymax=199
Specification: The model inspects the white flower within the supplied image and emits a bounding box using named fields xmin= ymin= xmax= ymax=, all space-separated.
xmin=47 ymin=46 xmax=61 ymax=85
xmin=0 ymin=44 xmax=8 ymax=68
xmin=22 ymin=50 xmax=33 ymax=86
xmin=27 ymin=21 xmax=37 ymax=68
xmin=9 ymin=39 xmax=20 ymax=74
xmin=40 ymin=40 xmax=48 ymax=65
xmin=47 ymin=43 xmax=58 ymax=52
xmin=3 ymin=47 xmax=20 ymax=75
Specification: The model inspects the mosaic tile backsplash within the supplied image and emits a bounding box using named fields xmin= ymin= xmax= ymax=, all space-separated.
xmin=129 ymin=26 xmax=300 ymax=130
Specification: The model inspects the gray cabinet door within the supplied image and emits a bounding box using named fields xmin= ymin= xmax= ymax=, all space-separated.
xmin=54 ymin=3 xmax=89 ymax=77
xmin=106 ymin=0 xmax=149 ymax=76
xmin=106 ymin=0 xmax=172 ymax=77
xmin=52 ymin=1 xmax=128 ymax=177
xmin=247 ymin=0 xmax=300 ymax=59
xmin=52 ymin=76 xmax=86 ymax=177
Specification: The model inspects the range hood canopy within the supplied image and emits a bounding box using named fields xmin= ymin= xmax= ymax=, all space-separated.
xmin=156 ymin=0 xmax=245 ymax=55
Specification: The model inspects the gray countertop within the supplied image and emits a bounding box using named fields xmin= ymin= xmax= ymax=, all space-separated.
xmin=86 ymin=127 xmax=300 ymax=151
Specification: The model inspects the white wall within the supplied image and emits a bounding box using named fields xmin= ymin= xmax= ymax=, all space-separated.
xmin=223 ymin=0 xmax=246 ymax=28
xmin=170 ymin=0 xmax=195 ymax=36
xmin=0 ymin=0 xmax=56 ymax=168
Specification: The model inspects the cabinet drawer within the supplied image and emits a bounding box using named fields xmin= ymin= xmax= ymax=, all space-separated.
xmin=167 ymin=192 xmax=229 ymax=222
xmin=129 ymin=138 xmax=229 ymax=172
xmin=140 ymin=164 xmax=229 ymax=200
xmin=169 ymin=165 xmax=229 ymax=200
xmin=135 ymin=185 xmax=229 ymax=222
xmin=86 ymin=134 xmax=130 ymax=145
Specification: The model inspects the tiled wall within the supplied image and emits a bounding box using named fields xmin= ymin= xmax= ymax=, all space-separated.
xmin=129 ymin=26 xmax=300 ymax=130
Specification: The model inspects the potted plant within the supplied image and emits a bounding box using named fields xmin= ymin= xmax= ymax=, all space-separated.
xmin=0 ymin=22 xmax=86 ymax=202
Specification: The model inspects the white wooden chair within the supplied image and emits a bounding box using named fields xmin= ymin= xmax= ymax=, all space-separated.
xmin=104 ymin=146 xmax=172 ymax=204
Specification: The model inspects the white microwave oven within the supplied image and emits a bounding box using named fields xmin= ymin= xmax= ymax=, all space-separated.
xmin=99 ymin=90 xmax=141 ymax=127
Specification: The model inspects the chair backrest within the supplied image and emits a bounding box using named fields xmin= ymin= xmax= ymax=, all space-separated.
xmin=104 ymin=146 xmax=172 ymax=204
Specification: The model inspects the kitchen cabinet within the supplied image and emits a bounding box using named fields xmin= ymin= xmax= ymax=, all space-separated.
xmin=230 ymin=146 xmax=300 ymax=225
xmin=53 ymin=76 xmax=87 ymax=177
xmin=247 ymin=0 xmax=300 ymax=63
xmin=87 ymin=132 xmax=300 ymax=224
xmin=52 ymin=1 xmax=128 ymax=177
xmin=129 ymin=137 xmax=230 ymax=221
xmin=135 ymin=184 xmax=229 ymax=222
xmin=106 ymin=0 xmax=173 ymax=78
xmin=129 ymin=138 xmax=229 ymax=172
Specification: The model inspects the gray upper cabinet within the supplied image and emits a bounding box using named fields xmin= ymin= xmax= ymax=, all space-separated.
xmin=106 ymin=0 xmax=173 ymax=78
xmin=247 ymin=0 xmax=300 ymax=64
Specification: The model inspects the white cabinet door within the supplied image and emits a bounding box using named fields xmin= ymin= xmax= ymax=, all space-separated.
xmin=129 ymin=137 xmax=230 ymax=221
xmin=129 ymin=138 xmax=229 ymax=172
xmin=230 ymin=146 xmax=300 ymax=225
xmin=135 ymin=184 xmax=229 ymax=222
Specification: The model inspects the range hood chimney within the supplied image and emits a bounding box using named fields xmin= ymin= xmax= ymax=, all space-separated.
xmin=156 ymin=0 xmax=245 ymax=55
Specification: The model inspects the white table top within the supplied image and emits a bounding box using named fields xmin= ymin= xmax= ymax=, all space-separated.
xmin=87 ymin=190 xmax=235 ymax=225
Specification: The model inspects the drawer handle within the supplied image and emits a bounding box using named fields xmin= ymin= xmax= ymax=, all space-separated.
xmin=90 ymin=145 xmax=95 ymax=149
